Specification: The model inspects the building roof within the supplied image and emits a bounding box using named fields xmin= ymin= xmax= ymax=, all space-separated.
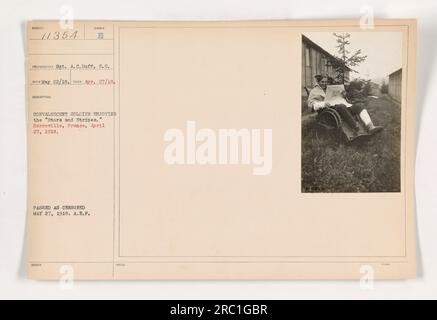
xmin=302 ymin=35 xmax=352 ymax=72
xmin=389 ymin=68 xmax=402 ymax=76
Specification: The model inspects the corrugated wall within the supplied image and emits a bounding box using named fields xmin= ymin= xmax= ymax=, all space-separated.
xmin=389 ymin=69 xmax=402 ymax=102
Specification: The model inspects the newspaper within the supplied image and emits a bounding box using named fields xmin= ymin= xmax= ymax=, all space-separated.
xmin=325 ymin=85 xmax=353 ymax=107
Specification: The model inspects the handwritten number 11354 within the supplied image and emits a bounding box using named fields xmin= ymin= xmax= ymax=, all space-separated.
xmin=41 ymin=31 xmax=78 ymax=40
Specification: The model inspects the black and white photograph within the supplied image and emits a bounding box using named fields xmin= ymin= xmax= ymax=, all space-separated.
xmin=301 ymin=32 xmax=403 ymax=193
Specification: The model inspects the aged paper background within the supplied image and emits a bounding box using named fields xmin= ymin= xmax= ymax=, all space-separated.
xmin=26 ymin=20 xmax=416 ymax=280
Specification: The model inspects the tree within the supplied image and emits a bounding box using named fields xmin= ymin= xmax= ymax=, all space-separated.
xmin=380 ymin=81 xmax=389 ymax=94
xmin=331 ymin=33 xmax=367 ymax=84
xmin=347 ymin=78 xmax=372 ymax=100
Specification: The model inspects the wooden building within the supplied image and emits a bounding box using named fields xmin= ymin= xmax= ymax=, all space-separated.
xmin=302 ymin=35 xmax=351 ymax=95
xmin=388 ymin=68 xmax=402 ymax=102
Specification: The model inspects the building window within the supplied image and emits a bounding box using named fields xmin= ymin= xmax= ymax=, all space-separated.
xmin=305 ymin=48 xmax=310 ymax=67
xmin=321 ymin=57 xmax=328 ymax=74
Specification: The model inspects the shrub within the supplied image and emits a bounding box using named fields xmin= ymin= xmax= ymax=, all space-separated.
xmin=380 ymin=81 xmax=389 ymax=94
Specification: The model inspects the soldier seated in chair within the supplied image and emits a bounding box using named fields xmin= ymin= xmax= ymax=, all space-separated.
xmin=308 ymin=75 xmax=383 ymax=135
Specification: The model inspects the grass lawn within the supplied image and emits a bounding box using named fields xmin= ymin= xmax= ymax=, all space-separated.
xmin=301 ymin=95 xmax=401 ymax=193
